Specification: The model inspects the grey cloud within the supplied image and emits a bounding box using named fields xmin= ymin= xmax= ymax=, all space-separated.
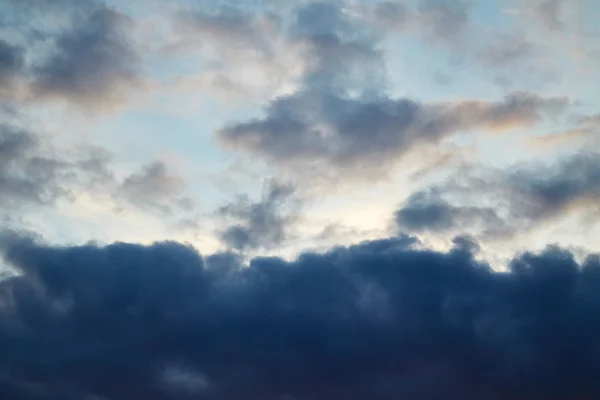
xmin=395 ymin=190 xmax=508 ymax=235
xmin=478 ymin=35 xmax=535 ymax=67
xmin=214 ymin=2 xmax=566 ymax=177
xmin=417 ymin=0 xmax=471 ymax=42
xmin=177 ymin=7 xmax=278 ymax=53
xmin=0 ymin=121 xmax=194 ymax=225
xmin=219 ymin=91 xmax=567 ymax=175
xmin=117 ymin=161 xmax=194 ymax=215
xmin=218 ymin=179 xmax=299 ymax=252
xmin=507 ymin=152 xmax=600 ymax=220
xmin=1 ymin=1 xmax=141 ymax=109
xmin=0 ymin=126 xmax=72 ymax=208
xmin=536 ymin=0 xmax=564 ymax=30
xmin=370 ymin=2 xmax=410 ymax=30
xmin=394 ymin=151 xmax=600 ymax=238
xmin=361 ymin=0 xmax=471 ymax=44
xmin=32 ymin=7 xmax=140 ymax=107
xmin=0 ymin=40 xmax=26 ymax=99
xmin=581 ymin=114 xmax=600 ymax=127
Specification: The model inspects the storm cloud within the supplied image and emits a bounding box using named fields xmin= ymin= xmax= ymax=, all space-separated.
xmin=1 ymin=233 xmax=600 ymax=399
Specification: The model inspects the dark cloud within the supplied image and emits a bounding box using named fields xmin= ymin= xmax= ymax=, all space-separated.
xmin=394 ymin=151 xmax=600 ymax=238
xmin=32 ymin=7 xmax=140 ymax=107
xmin=0 ymin=1 xmax=141 ymax=109
xmin=0 ymin=126 xmax=73 ymax=208
xmin=219 ymin=91 xmax=567 ymax=175
xmin=0 ymin=40 xmax=26 ymax=99
xmin=395 ymin=190 xmax=508 ymax=235
xmin=536 ymin=0 xmax=564 ymax=31
xmin=218 ymin=179 xmax=299 ymax=251
xmin=1 ymin=232 xmax=600 ymax=399
xmin=506 ymin=152 xmax=600 ymax=220
xmin=118 ymin=161 xmax=194 ymax=215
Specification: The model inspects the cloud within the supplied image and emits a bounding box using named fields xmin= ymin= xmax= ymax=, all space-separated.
xmin=31 ymin=7 xmax=141 ymax=108
xmin=0 ymin=119 xmax=197 ymax=232
xmin=416 ymin=0 xmax=471 ymax=43
xmin=1 ymin=233 xmax=600 ymax=398
xmin=536 ymin=0 xmax=565 ymax=30
xmin=209 ymin=2 xmax=566 ymax=180
xmin=0 ymin=1 xmax=145 ymax=110
xmin=0 ymin=40 xmax=27 ymax=100
xmin=477 ymin=35 xmax=535 ymax=67
xmin=175 ymin=6 xmax=278 ymax=54
xmin=217 ymin=179 xmax=299 ymax=252
xmin=117 ymin=161 xmax=194 ymax=215
xmin=395 ymin=190 xmax=510 ymax=236
xmin=394 ymin=151 xmax=600 ymax=238
xmin=527 ymin=128 xmax=594 ymax=150
xmin=219 ymin=91 xmax=567 ymax=176
xmin=360 ymin=0 xmax=471 ymax=45
xmin=0 ymin=126 xmax=74 ymax=208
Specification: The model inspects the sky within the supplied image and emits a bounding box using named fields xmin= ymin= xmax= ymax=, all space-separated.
xmin=0 ymin=0 xmax=600 ymax=399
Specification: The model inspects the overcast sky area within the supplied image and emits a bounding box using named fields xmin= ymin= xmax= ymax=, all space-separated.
xmin=1 ymin=0 xmax=600 ymax=398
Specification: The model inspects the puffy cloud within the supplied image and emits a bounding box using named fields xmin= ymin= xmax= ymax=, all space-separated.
xmin=118 ymin=161 xmax=194 ymax=215
xmin=0 ymin=119 xmax=196 ymax=229
xmin=219 ymin=91 xmax=567 ymax=175
xmin=31 ymin=7 xmax=140 ymax=108
xmin=1 ymin=233 xmax=600 ymax=398
xmin=536 ymin=0 xmax=565 ymax=31
xmin=0 ymin=125 xmax=103 ymax=209
xmin=395 ymin=151 xmax=600 ymax=238
xmin=217 ymin=179 xmax=299 ymax=252
xmin=210 ymin=2 xmax=566 ymax=180
xmin=0 ymin=1 xmax=143 ymax=110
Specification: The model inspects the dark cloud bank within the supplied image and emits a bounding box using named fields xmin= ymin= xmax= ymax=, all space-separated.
xmin=1 ymin=232 xmax=600 ymax=399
